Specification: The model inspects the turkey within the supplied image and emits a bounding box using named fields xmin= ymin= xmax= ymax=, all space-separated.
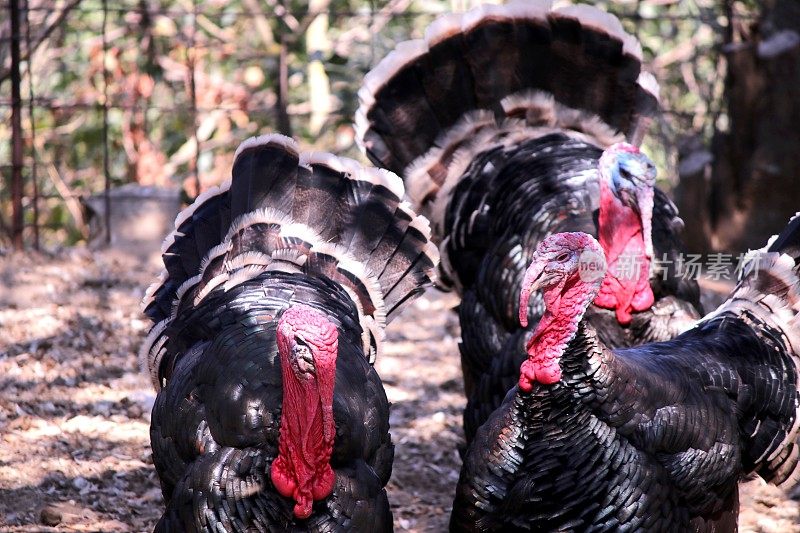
xmin=451 ymin=219 xmax=800 ymax=532
xmin=139 ymin=134 xmax=438 ymax=531
xmin=355 ymin=0 xmax=701 ymax=440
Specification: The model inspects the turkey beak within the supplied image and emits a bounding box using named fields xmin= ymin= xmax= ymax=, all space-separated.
xmin=519 ymin=262 xmax=550 ymax=328
xmin=290 ymin=339 xmax=316 ymax=378
xmin=618 ymin=187 xmax=637 ymax=211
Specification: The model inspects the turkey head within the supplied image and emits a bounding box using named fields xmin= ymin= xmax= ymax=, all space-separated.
xmin=594 ymin=142 xmax=657 ymax=325
xmin=518 ymin=232 xmax=606 ymax=391
xmin=272 ymin=305 xmax=338 ymax=519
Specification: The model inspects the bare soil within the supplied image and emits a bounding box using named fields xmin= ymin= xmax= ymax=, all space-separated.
xmin=0 ymin=250 xmax=797 ymax=532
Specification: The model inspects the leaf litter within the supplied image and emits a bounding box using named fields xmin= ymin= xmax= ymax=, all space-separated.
xmin=0 ymin=250 xmax=796 ymax=532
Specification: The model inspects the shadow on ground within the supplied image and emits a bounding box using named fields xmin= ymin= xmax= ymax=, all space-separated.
xmin=1 ymin=250 xmax=798 ymax=532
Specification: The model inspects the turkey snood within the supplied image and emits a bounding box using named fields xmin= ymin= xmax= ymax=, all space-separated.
xmin=594 ymin=143 xmax=656 ymax=325
xmin=272 ymin=305 xmax=338 ymax=519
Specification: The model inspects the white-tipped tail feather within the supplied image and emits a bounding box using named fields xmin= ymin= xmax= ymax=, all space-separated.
xmin=356 ymin=0 xmax=659 ymax=193
xmin=140 ymin=134 xmax=439 ymax=390
xmin=232 ymin=133 xmax=297 ymax=161
xmin=553 ymin=4 xmax=642 ymax=59
xmin=415 ymin=97 xmax=623 ymax=237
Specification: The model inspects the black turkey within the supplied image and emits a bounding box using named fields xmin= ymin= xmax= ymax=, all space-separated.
xmin=356 ymin=0 xmax=702 ymax=441
xmin=140 ymin=134 xmax=438 ymax=531
xmin=451 ymin=219 xmax=800 ymax=531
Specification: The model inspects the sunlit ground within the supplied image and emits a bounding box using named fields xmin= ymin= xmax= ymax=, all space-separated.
xmin=0 ymin=250 xmax=797 ymax=532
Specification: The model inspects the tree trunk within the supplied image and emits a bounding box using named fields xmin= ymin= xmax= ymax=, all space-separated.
xmin=276 ymin=36 xmax=292 ymax=137
xmin=306 ymin=0 xmax=331 ymax=135
xmin=677 ymin=0 xmax=800 ymax=253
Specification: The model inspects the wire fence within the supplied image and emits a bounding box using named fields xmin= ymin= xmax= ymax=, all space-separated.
xmin=0 ymin=0 xmax=746 ymax=251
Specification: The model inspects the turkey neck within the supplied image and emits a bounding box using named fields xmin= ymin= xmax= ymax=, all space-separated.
xmin=523 ymin=321 xmax=628 ymax=427
xmin=595 ymin=177 xmax=655 ymax=325
xmin=520 ymin=274 xmax=601 ymax=391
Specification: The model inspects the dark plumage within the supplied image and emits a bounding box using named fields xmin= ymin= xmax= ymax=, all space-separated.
xmin=451 ymin=136 xmax=704 ymax=439
xmin=356 ymin=1 xmax=701 ymax=443
xmin=140 ymin=134 xmax=437 ymax=531
xmin=452 ymin=221 xmax=800 ymax=532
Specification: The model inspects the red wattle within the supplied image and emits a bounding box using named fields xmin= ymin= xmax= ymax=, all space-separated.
xmin=595 ymin=182 xmax=654 ymax=325
xmin=520 ymin=272 xmax=591 ymax=390
xmin=272 ymin=307 xmax=338 ymax=520
xmin=519 ymin=358 xmax=562 ymax=391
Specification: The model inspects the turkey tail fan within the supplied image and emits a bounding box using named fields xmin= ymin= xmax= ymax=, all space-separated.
xmin=356 ymin=0 xmax=658 ymax=192
xmin=704 ymin=212 xmax=800 ymax=486
xmin=142 ymin=182 xmax=236 ymax=327
xmin=141 ymin=134 xmax=438 ymax=389
xmin=767 ymin=211 xmax=800 ymax=259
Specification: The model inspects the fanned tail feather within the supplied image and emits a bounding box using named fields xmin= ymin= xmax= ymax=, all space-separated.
xmin=140 ymin=134 xmax=438 ymax=389
xmin=356 ymin=0 xmax=658 ymax=169
xmin=704 ymin=212 xmax=800 ymax=486
xmin=356 ymin=0 xmax=658 ymax=210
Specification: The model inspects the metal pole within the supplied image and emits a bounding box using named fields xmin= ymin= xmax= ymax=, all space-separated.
xmin=10 ymin=0 xmax=24 ymax=251
xmin=24 ymin=0 xmax=39 ymax=250
xmin=102 ymin=0 xmax=111 ymax=245
xmin=188 ymin=0 xmax=200 ymax=197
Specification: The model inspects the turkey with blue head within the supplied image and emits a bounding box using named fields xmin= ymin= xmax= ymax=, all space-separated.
xmin=140 ymin=134 xmax=438 ymax=531
xmin=355 ymin=0 xmax=702 ymax=442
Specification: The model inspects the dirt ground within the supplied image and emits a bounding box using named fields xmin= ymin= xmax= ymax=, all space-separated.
xmin=0 ymin=249 xmax=798 ymax=532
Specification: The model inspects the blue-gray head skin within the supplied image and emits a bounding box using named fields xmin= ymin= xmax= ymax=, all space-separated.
xmin=598 ymin=142 xmax=657 ymax=259
xmin=603 ymin=142 xmax=656 ymax=211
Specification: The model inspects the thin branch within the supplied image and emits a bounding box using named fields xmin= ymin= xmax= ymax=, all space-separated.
xmin=241 ymin=0 xmax=275 ymax=48
xmin=0 ymin=0 xmax=82 ymax=85
xmin=45 ymin=163 xmax=87 ymax=236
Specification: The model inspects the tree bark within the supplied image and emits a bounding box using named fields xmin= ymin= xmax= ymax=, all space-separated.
xmin=276 ymin=36 xmax=292 ymax=136
xmin=306 ymin=0 xmax=331 ymax=135
xmin=677 ymin=0 xmax=800 ymax=253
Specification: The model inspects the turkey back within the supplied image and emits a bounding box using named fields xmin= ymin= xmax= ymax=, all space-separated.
xmin=141 ymin=134 xmax=438 ymax=390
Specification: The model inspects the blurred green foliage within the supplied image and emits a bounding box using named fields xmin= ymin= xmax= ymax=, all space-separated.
xmin=0 ymin=0 xmax=757 ymax=248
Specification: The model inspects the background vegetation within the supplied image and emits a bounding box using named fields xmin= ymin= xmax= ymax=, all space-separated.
xmin=0 ymin=0 xmax=771 ymax=248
